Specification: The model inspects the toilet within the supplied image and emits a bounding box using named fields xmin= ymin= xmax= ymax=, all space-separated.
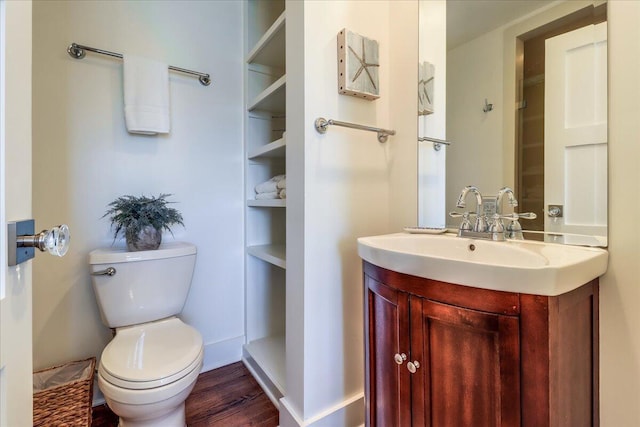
xmin=89 ymin=242 xmax=203 ymax=427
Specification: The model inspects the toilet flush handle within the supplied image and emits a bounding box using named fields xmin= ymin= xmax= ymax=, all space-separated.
xmin=92 ymin=267 xmax=116 ymax=276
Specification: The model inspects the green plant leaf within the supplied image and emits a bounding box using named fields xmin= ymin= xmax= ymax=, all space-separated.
xmin=103 ymin=193 xmax=184 ymax=245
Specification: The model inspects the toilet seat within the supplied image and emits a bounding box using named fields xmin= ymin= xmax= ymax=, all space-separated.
xmin=99 ymin=317 xmax=203 ymax=390
xmin=98 ymin=353 xmax=203 ymax=406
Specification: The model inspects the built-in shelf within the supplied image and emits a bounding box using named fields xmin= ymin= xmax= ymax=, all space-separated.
xmin=248 ymin=137 xmax=286 ymax=160
xmin=523 ymin=73 xmax=545 ymax=87
xmin=248 ymin=75 xmax=286 ymax=113
xmin=244 ymin=1 xmax=287 ymax=409
xmin=244 ymin=335 xmax=286 ymax=396
xmin=521 ymin=197 xmax=543 ymax=203
xmin=247 ymin=199 xmax=286 ymax=207
xmin=522 ymin=114 xmax=544 ymax=123
xmin=522 ymin=142 xmax=544 ymax=149
xmin=247 ymin=244 xmax=286 ymax=269
xmin=246 ymin=11 xmax=286 ymax=68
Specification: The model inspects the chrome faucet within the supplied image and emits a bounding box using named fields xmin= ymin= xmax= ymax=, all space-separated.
xmin=496 ymin=187 xmax=518 ymax=215
xmin=495 ymin=186 xmax=537 ymax=240
xmin=450 ymin=185 xmax=537 ymax=241
xmin=456 ymin=185 xmax=487 ymax=232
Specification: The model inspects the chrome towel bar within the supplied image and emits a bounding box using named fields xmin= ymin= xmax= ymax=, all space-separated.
xmin=315 ymin=117 xmax=396 ymax=143
xmin=418 ymin=136 xmax=452 ymax=151
xmin=67 ymin=43 xmax=212 ymax=86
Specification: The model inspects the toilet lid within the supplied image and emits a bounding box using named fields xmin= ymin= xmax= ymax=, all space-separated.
xmin=100 ymin=317 xmax=203 ymax=389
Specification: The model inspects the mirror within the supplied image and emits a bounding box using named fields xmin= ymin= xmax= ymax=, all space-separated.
xmin=418 ymin=0 xmax=608 ymax=247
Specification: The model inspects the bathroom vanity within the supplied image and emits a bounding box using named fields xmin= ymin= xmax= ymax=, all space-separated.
xmin=359 ymin=233 xmax=607 ymax=427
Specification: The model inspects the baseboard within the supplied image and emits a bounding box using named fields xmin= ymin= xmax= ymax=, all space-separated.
xmin=200 ymin=335 xmax=244 ymax=373
xmin=92 ymin=377 xmax=106 ymax=407
xmin=279 ymin=393 xmax=364 ymax=427
xmin=92 ymin=334 xmax=245 ymax=407
xmin=242 ymin=354 xmax=283 ymax=408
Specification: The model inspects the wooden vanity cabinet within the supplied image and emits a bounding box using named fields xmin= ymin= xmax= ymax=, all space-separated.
xmin=363 ymin=261 xmax=599 ymax=427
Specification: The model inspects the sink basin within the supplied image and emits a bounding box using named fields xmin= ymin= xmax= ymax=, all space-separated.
xmin=357 ymin=232 xmax=608 ymax=296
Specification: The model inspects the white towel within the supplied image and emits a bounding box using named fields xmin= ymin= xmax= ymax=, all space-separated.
xmin=276 ymin=177 xmax=286 ymax=190
xmin=255 ymin=175 xmax=285 ymax=194
xmin=123 ymin=54 xmax=170 ymax=134
xmin=279 ymin=188 xmax=286 ymax=199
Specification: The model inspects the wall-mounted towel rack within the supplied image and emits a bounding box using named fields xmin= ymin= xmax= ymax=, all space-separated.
xmin=67 ymin=43 xmax=212 ymax=86
xmin=419 ymin=136 xmax=452 ymax=151
xmin=314 ymin=117 xmax=395 ymax=143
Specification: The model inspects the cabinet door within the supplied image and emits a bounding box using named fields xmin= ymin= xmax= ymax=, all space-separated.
xmin=411 ymin=299 xmax=521 ymax=427
xmin=364 ymin=276 xmax=412 ymax=427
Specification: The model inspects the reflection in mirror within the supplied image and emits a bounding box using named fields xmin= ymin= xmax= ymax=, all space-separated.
xmin=419 ymin=0 xmax=608 ymax=247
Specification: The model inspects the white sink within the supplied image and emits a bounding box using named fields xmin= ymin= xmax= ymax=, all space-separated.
xmin=357 ymin=232 xmax=608 ymax=296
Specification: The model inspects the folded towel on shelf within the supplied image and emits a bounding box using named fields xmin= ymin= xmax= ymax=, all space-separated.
xmin=255 ymin=191 xmax=279 ymax=200
xmin=123 ymin=54 xmax=170 ymax=134
xmin=279 ymin=188 xmax=287 ymax=199
xmin=255 ymin=174 xmax=285 ymax=194
xmin=276 ymin=177 xmax=286 ymax=190
xmin=255 ymin=180 xmax=279 ymax=194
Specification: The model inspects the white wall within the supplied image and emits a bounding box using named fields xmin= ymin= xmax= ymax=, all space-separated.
xmin=31 ymin=1 xmax=245 ymax=375
xmin=283 ymin=1 xmax=418 ymax=425
xmin=600 ymin=1 xmax=640 ymax=424
xmin=446 ymin=29 xmax=505 ymax=211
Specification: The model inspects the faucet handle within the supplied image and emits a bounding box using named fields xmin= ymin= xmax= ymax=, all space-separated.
xmin=499 ymin=212 xmax=535 ymax=240
xmin=500 ymin=212 xmax=537 ymax=221
xmin=517 ymin=212 xmax=537 ymax=220
xmin=448 ymin=211 xmax=476 ymax=218
xmin=449 ymin=211 xmax=474 ymax=234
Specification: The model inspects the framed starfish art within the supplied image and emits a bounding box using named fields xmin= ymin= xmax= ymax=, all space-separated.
xmin=337 ymin=29 xmax=380 ymax=100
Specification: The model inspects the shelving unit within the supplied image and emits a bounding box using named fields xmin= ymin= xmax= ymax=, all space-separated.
xmin=247 ymin=199 xmax=286 ymax=208
xmin=248 ymin=75 xmax=286 ymax=113
xmin=243 ymin=0 xmax=287 ymax=408
xmin=247 ymin=244 xmax=286 ymax=269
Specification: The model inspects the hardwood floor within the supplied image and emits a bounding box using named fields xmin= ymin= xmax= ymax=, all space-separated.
xmin=91 ymin=362 xmax=279 ymax=427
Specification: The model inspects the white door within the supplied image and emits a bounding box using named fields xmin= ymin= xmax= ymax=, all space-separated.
xmin=544 ymin=22 xmax=607 ymax=241
xmin=0 ymin=1 xmax=34 ymax=426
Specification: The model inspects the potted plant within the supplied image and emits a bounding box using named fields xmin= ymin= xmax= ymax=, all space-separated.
xmin=103 ymin=193 xmax=184 ymax=251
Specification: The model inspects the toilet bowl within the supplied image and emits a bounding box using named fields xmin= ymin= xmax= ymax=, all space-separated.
xmin=98 ymin=318 xmax=203 ymax=427
xmin=89 ymin=243 xmax=202 ymax=427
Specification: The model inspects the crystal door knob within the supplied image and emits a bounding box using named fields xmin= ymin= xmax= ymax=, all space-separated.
xmin=43 ymin=224 xmax=71 ymax=257
xmin=17 ymin=224 xmax=70 ymax=257
xmin=8 ymin=220 xmax=71 ymax=266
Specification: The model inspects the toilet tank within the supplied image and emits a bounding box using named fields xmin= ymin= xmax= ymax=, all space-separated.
xmin=89 ymin=242 xmax=196 ymax=328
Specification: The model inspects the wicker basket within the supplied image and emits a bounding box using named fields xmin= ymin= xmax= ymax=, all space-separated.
xmin=33 ymin=357 xmax=96 ymax=427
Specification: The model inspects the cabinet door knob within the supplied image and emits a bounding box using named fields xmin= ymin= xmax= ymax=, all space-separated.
xmin=407 ymin=361 xmax=421 ymax=373
xmin=394 ymin=353 xmax=407 ymax=365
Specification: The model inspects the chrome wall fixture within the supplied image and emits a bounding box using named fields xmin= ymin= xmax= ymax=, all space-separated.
xmin=67 ymin=43 xmax=212 ymax=86
xmin=314 ymin=117 xmax=396 ymax=143
xmin=418 ymin=136 xmax=452 ymax=151
xmin=483 ymin=98 xmax=494 ymax=113
xmin=8 ymin=220 xmax=71 ymax=266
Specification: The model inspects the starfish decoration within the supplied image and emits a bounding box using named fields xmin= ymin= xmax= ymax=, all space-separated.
xmin=349 ymin=38 xmax=379 ymax=90
xmin=419 ymin=76 xmax=434 ymax=105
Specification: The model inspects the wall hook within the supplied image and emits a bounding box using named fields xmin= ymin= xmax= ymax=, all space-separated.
xmin=483 ymin=98 xmax=494 ymax=113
